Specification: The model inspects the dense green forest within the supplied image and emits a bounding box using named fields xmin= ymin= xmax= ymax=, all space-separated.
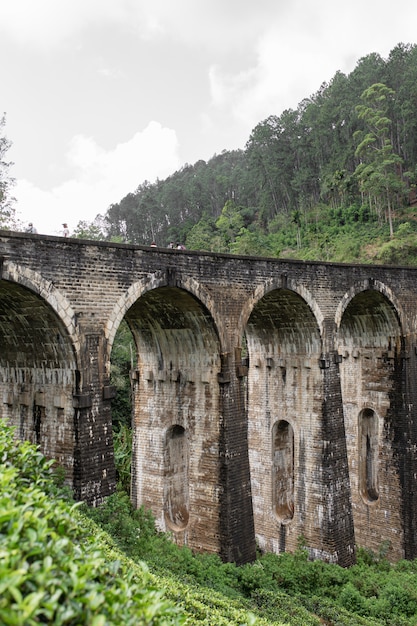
xmin=73 ymin=42 xmax=417 ymax=266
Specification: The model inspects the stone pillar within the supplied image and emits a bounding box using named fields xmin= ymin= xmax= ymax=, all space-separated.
xmin=319 ymin=349 xmax=356 ymax=566
xmin=218 ymin=350 xmax=256 ymax=565
xmin=72 ymin=331 xmax=116 ymax=504
xmin=395 ymin=339 xmax=417 ymax=559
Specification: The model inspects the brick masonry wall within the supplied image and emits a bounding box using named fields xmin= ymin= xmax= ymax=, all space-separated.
xmin=1 ymin=231 xmax=417 ymax=565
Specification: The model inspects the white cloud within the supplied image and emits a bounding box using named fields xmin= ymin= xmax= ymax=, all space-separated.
xmin=207 ymin=10 xmax=417 ymax=133
xmin=0 ymin=0 xmax=161 ymax=46
xmin=209 ymin=15 xmax=408 ymax=129
xmin=14 ymin=121 xmax=181 ymax=236
xmin=0 ymin=0 xmax=282 ymax=51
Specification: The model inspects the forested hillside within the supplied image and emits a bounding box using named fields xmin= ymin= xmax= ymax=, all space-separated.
xmin=76 ymin=42 xmax=417 ymax=264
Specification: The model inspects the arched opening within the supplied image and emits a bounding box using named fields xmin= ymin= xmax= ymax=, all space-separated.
xmin=109 ymin=319 xmax=137 ymax=495
xmin=0 ymin=280 xmax=77 ymax=484
xmin=359 ymin=408 xmax=379 ymax=503
xmin=164 ymin=424 xmax=189 ymax=530
xmin=272 ymin=420 xmax=294 ymax=523
xmin=245 ymin=288 xmax=321 ymax=554
xmin=338 ymin=289 xmax=401 ymax=351
xmin=124 ymin=286 xmax=221 ymax=553
xmin=337 ymin=288 xmax=404 ymax=556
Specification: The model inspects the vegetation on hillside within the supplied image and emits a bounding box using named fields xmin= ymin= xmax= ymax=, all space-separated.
xmin=72 ymin=43 xmax=417 ymax=266
xmin=85 ymin=443 xmax=417 ymax=626
xmin=5 ymin=414 xmax=417 ymax=625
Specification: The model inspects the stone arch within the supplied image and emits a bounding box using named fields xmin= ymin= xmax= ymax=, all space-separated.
xmin=122 ymin=279 xmax=222 ymax=554
xmin=105 ymin=272 xmax=220 ymax=361
xmin=244 ymin=284 xmax=323 ymax=556
xmin=244 ymin=285 xmax=323 ymax=357
xmin=336 ymin=282 xmax=403 ymax=358
xmin=239 ymin=276 xmax=324 ymax=340
xmin=336 ymin=283 xmax=405 ymax=559
xmin=2 ymin=260 xmax=80 ymax=351
xmin=335 ymin=279 xmax=406 ymax=337
xmin=0 ymin=261 xmax=80 ymax=484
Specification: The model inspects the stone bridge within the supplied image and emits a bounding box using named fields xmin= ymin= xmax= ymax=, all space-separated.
xmin=2 ymin=230 xmax=417 ymax=567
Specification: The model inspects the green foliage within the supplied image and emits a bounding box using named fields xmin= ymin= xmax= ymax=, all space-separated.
xmin=72 ymin=215 xmax=109 ymax=240
xmin=0 ymin=113 xmax=18 ymax=229
xmin=251 ymin=590 xmax=322 ymax=625
xmin=81 ymin=490 xmax=159 ymax=559
xmin=110 ymin=319 xmax=136 ymax=430
xmin=0 ymin=419 xmax=185 ymax=625
xmin=105 ymin=152 xmax=249 ymax=247
xmin=7 ymin=417 xmax=417 ymax=625
xmin=215 ymin=200 xmax=245 ymax=251
xmin=375 ymin=224 xmax=417 ymax=265
xmin=185 ymin=216 xmax=217 ymax=251
xmin=113 ymin=424 xmax=132 ymax=494
xmin=84 ymin=486 xmax=417 ymax=625
xmin=231 ymin=227 xmax=276 ymax=257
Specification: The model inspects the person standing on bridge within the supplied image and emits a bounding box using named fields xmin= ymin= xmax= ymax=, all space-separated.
xmin=62 ymin=223 xmax=69 ymax=237
xmin=25 ymin=223 xmax=37 ymax=234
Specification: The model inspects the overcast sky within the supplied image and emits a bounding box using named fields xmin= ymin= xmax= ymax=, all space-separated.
xmin=2 ymin=0 xmax=417 ymax=236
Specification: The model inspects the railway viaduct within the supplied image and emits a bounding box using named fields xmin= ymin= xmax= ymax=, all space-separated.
xmin=2 ymin=229 xmax=417 ymax=567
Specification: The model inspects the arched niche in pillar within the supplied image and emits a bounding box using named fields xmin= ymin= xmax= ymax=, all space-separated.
xmin=272 ymin=420 xmax=294 ymax=523
xmin=163 ymin=424 xmax=189 ymax=531
xmin=358 ymin=408 xmax=379 ymax=503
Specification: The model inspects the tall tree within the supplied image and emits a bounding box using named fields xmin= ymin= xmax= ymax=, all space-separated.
xmin=354 ymin=83 xmax=406 ymax=237
xmin=215 ymin=200 xmax=245 ymax=252
xmin=73 ymin=214 xmax=109 ymax=240
xmin=0 ymin=114 xmax=16 ymax=228
xmin=245 ymin=112 xmax=299 ymax=222
xmin=387 ymin=43 xmax=417 ymax=168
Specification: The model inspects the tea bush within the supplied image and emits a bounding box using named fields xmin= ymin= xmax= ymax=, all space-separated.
xmin=0 ymin=420 xmax=185 ymax=626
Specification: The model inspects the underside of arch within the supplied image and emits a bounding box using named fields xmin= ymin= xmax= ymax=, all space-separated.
xmin=246 ymin=288 xmax=323 ymax=556
xmin=0 ymin=280 xmax=78 ymax=481
xmin=338 ymin=289 xmax=401 ymax=349
xmin=337 ymin=288 xmax=405 ymax=560
xmin=128 ymin=286 xmax=222 ymax=554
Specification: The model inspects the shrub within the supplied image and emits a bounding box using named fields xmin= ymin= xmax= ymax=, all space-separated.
xmin=112 ymin=424 xmax=132 ymax=495
xmin=251 ymin=589 xmax=321 ymax=625
xmin=380 ymin=581 xmax=417 ymax=617
xmin=338 ymin=582 xmax=369 ymax=616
